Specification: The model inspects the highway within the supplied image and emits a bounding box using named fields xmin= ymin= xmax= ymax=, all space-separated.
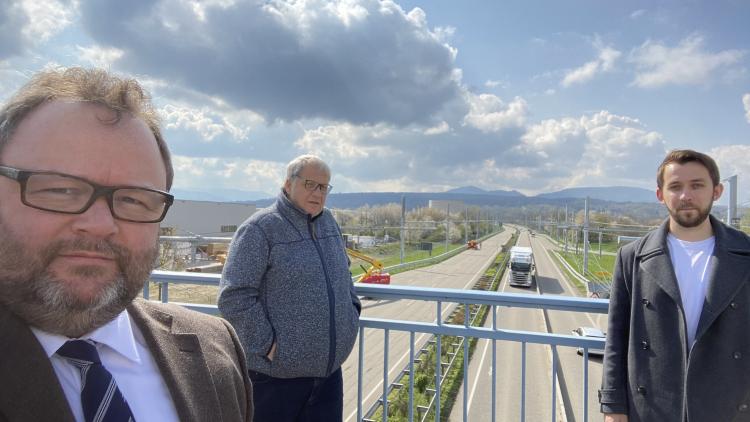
xmin=341 ymin=227 xmax=608 ymax=421
xmin=448 ymin=229 xmax=608 ymax=422
xmin=342 ymin=229 xmax=514 ymax=421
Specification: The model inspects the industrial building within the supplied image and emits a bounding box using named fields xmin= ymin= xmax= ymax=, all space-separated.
xmin=160 ymin=199 xmax=257 ymax=236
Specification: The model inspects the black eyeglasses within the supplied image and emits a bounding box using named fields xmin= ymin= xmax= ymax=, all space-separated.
xmin=295 ymin=176 xmax=333 ymax=194
xmin=0 ymin=165 xmax=174 ymax=223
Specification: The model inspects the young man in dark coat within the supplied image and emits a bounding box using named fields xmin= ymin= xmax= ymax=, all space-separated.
xmin=600 ymin=149 xmax=750 ymax=422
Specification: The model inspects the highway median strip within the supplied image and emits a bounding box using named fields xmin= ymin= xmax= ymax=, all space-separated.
xmin=365 ymin=231 xmax=518 ymax=421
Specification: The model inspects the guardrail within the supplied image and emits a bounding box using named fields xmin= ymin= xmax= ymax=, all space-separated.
xmin=145 ymin=270 xmax=608 ymax=422
xmin=159 ymin=229 xmax=503 ymax=283
xmin=551 ymin=250 xmax=611 ymax=298
xmin=356 ymin=228 xmax=501 ymax=280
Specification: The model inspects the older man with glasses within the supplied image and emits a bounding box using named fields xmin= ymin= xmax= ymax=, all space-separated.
xmin=220 ymin=154 xmax=361 ymax=422
xmin=0 ymin=67 xmax=252 ymax=422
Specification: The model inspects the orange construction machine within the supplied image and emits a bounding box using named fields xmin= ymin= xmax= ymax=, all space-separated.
xmin=346 ymin=248 xmax=391 ymax=284
xmin=467 ymin=239 xmax=481 ymax=250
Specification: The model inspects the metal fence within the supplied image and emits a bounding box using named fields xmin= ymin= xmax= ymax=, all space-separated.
xmin=146 ymin=271 xmax=608 ymax=422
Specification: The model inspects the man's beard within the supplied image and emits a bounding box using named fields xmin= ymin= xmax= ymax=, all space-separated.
xmin=668 ymin=200 xmax=713 ymax=229
xmin=0 ymin=222 xmax=157 ymax=338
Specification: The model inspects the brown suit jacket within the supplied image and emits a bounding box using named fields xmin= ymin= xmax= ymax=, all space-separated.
xmin=0 ymin=298 xmax=253 ymax=422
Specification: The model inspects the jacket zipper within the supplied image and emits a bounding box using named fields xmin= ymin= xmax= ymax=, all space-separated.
xmin=309 ymin=216 xmax=337 ymax=376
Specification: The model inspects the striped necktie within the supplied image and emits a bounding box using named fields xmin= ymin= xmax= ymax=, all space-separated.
xmin=56 ymin=340 xmax=136 ymax=422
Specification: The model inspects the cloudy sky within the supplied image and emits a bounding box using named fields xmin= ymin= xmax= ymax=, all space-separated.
xmin=1 ymin=0 xmax=749 ymax=204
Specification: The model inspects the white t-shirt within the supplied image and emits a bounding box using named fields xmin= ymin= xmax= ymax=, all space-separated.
xmin=31 ymin=310 xmax=180 ymax=422
xmin=667 ymin=233 xmax=715 ymax=348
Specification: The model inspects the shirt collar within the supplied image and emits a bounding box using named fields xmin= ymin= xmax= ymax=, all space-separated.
xmin=278 ymin=189 xmax=324 ymax=221
xmin=30 ymin=309 xmax=142 ymax=364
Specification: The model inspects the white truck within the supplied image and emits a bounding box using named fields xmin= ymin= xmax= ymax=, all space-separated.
xmin=508 ymin=246 xmax=535 ymax=287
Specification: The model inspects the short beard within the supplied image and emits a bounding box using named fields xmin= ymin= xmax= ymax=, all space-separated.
xmin=0 ymin=226 xmax=157 ymax=337
xmin=668 ymin=201 xmax=713 ymax=229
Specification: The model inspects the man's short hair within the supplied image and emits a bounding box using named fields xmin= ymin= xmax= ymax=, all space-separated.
xmin=657 ymin=149 xmax=720 ymax=189
xmin=285 ymin=154 xmax=331 ymax=182
xmin=0 ymin=67 xmax=173 ymax=189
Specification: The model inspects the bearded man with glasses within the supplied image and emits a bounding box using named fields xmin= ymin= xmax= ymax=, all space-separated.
xmin=0 ymin=67 xmax=252 ymax=422
xmin=220 ymin=154 xmax=361 ymax=422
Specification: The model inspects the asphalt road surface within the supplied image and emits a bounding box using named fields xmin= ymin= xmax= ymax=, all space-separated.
xmin=342 ymin=229 xmax=514 ymax=422
xmin=447 ymin=229 xmax=607 ymax=422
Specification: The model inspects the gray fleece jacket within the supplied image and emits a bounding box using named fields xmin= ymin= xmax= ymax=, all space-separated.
xmin=218 ymin=191 xmax=361 ymax=378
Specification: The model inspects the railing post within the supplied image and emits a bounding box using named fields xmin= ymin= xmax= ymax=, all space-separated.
xmin=358 ymin=325 xmax=364 ymax=422
xmin=435 ymin=331 xmax=441 ymax=421
xmin=492 ymin=306 xmax=497 ymax=422
xmin=583 ymin=349 xmax=589 ymax=422
xmin=383 ymin=329 xmax=389 ymax=422
xmin=551 ymin=346 xmax=557 ymax=422
xmin=409 ymin=331 xmax=415 ymax=422
xmin=521 ymin=341 xmax=526 ymax=422
xmin=463 ymin=303 xmax=469 ymax=422
xmin=160 ymin=282 xmax=169 ymax=303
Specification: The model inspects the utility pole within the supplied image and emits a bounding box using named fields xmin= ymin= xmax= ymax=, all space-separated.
xmin=564 ymin=205 xmax=569 ymax=253
xmin=400 ymin=195 xmax=405 ymax=264
xmin=583 ymin=196 xmax=590 ymax=276
xmin=464 ymin=207 xmax=469 ymax=244
xmin=445 ymin=204 xmax=450 ymax=252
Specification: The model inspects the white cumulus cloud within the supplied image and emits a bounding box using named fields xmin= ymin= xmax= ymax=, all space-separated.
xmin=511 ymin=111 xmax=665 ymax=190
xmin=294 ymin=123 xmax=396 ymax=161
xmin=561 ymin=40 xmax=621 ymax=87
xmin=161 ymin=103 xmax=263 ymax=141
xmin=709 ymin=144 xmax=750 ymax=204
xmin=0 ymin=0 xmax=76 ymax=59
xmin=463 ymin=93 xmax=527 ymax=132
xmin=76 ymin=45 xmax=124 ymax=67
xmin=629 ymin=34 xmax=745 ymax=88
xmin=743 ymin=93 xmax=750 ymax=123
xmin=78 ymin=0 xmax=462 ymax=126
xmin=20 ymin=0 xmax=76 ymax=42
xmin=710 ymin=145 xmax=750 ymax=179
xmin=171 ymin=155 xmax=285 ymax=191
xmin=423 ymin=121 xmax=450 ymax=136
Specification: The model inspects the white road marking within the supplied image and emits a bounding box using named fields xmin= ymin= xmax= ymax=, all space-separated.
xmin=467 ymin=339 xmax=491 ymax=411
xmin=345 ymin=234 xmax=507 ymax=422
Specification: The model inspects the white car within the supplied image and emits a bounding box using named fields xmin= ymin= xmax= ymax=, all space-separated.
xmin=572 ymin=327 xmax=606 ymax=356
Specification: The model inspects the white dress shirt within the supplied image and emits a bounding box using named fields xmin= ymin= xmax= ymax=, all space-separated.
xmin=31 ymin=310 xmax=180 ymax=422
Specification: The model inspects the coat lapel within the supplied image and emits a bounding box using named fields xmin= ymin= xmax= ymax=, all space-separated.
xmin=127 ymin=299 xmax=222 ymax=422
xmin=0 ymin=305 xmax=75 ymax=422
xmin=695 ymin=216 xmax=750 ymax=342
xmin=638 ymin=220 xmax=683 ymax=307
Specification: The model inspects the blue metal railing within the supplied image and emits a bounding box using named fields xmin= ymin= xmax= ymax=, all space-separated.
xmin=145 ymin=271 xmax=608 ymax=421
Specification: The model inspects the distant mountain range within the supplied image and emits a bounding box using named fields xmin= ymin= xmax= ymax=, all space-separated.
xmin=172 ymin=184 xmax=657 ymax=205
xmin=442 ymin=185 xmax=657 ymax=202
xmin=536 ymin=186 xmax=657 ymax=203
xmin=444 ymin=186 xmax=525 ymax=196
xmin=238 ymin=185 xmax=659 ymax=209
